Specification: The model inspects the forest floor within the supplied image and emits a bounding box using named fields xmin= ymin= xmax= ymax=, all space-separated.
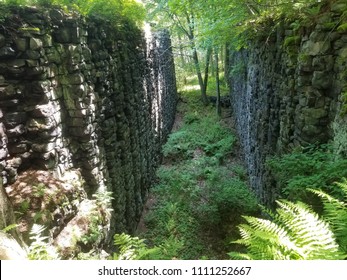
xmin=135 ymin=77 xmax=259 ymax=260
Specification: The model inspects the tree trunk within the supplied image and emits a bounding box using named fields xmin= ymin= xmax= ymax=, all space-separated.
xmin=192 ymin=46 xmax=208 ymax=105
xmin=215 ymin=48 xmax=221 ymax=117
xmin=224 ymin=43 xmax=230 ymax=82
xmin=203 ymin=47 xmax=213 ymax=97
xmin=178 ymin=34 xmax=186 ymax=67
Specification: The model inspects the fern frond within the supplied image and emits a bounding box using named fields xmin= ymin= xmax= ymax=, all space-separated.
xmin=309 ymin=183 xmax=347 ymax=252
xmin=229 ymin=199 xmax=345 ymax=260
xmin=228 ymin=251 xmax=252 ymax=260
xmin=275 ymin=200 xmax=341 ymax=260
xmin=1 ymin=224 xmax=18 ymax=233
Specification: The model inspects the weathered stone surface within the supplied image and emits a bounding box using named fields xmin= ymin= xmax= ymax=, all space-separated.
xmin=53 ymin=199 xmax=100 ymax=257
xmin=0 ymin=6 xmax=177 ymax=251
xmin=7 ymin=125 xmax=26 ymax=138
xmin=229 ymin=4 xmax=347 ymax=206
xmin=0 ymin=47 xmax=16 ymax=58
xmin=0 ymin=231 xmax=27 ymax=260
xmin=4 ymin=112 xmax=27 ymax=127
xmin=0 ymin=35 xmax=5 ymax=48
xmin=312 ymin=55 xmax=334 ymax=71
xmin=312 ymin=71 xmax=332 ymax=89
xmin=29 ymin=37 xmax=43 ymax=51
xmin=302 ymin=40 xmax=331 ymax=55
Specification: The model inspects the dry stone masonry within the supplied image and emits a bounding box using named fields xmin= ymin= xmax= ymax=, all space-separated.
xmin=0 ymin=5 xmax=177 ymax=246
xmin=228 ymin=0 xmax=347 ymax=205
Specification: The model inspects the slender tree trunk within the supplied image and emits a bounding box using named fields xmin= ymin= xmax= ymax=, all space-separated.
xmin=203 ymin=47 xmax=213 ymax=97
xmin=224 ymin=43 xmax=230 ymax=83
xmin=220 ymin=45 xmax=225 ymax=72
xmin=215 ymin=47 xmax=221 ymax=117
xmin=178 ymin=34 xmax=186 ymax=67
xmin=192 ymin=46 xmax=208 ymax=105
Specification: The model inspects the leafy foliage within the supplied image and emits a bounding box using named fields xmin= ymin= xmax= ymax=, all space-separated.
xmin=1 ymin=224 xmax=18 ymax=233
xmin=311 ymin=180 xmax=347 ymax=253
xmin=143 ymin=78 xmax=258 ymax=259
xmin=27 ymin=224 xmax=60 ymax=260
xmin=113 ymin=233 xmax=183 ymax=260
xmin=0 ymin=0 xmax=145 ymax=27
xmin=266 ymin=144 xmax=347 ymax=202
xmin=145 ymin=0 xmax=325 ymax=50
xmin=163 ymin=112 xmax=235 ymax=161
xmin=229 ymin=200 xmax=345 ymax=260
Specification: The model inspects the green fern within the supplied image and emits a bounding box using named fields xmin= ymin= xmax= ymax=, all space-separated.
xmin=113 ymin=233 xmax=183 ymax=260
xmin=1 ymin=224 xmax=18 ymax=233
xmin=27 ymin=224 xmax=59 ymax=260
xmin=229 ymin=200 xmax=345 ymax=260
xmin=113 ymin=233 xmax=161 ymax=260
xmin=310 ymin=180 xmax=347 ymax=252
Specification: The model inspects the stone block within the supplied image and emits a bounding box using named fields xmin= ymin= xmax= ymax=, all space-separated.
xmin=4 ymin=112 xmax=27 ymax=127
xmin=0 ymin=99 xmax=20 ymax=108
xmin=338 ymin=46 xmax=347 ymax=58
xmin=8 ymin=143 xmax=28 ymax=154
xmin=42 ymin=34 xmax=52 ymax=47
xmin=53 ymin=27 xmax=71 ymax=43
xmin=25 ymin=50 xmax=41 ymax=60
xmin=0 ymin=47 xmax=16 ymax=59
xmin=312 ymin=71 xmax=332 ymax=89
xmin=46 ymin=48 xmax=62 ymax=64
xmin=0 ymin=34 xmax=5 ymax=48
xmin=7 ymin=125 xmax=26 ymax=138
xmin=27 ymin=117 xmax=55 ymax=132
xmin=32 ymin=141 xmax=56 ymax=153
xmin=302 ymin=124 xmax=321 ymax=136
xmin=0 ymin=148 xmax=8 ymax=160
xmin=29 ymin=38 xmax=43 ymax=50
xmin=302 ymin=40 xmax=331 ymax=55
xmin=60 ymin=73 xmax=84 ymax=85
xmin=14 ymin=38 xmax=28 ymax=52
xmin=312 ymin=55 xmax=334 ymax=71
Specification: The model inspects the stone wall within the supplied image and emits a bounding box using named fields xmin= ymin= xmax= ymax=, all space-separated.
xmin=229 ymin=0 xmax=347 ymax=205
xmin=0 ymin=6 xmax=177 ymax=240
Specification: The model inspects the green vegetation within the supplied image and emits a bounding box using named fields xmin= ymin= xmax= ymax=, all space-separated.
xmin=113 ymin=233 xmax=183 ymax=260
xmin=0 ymin=0 xmax=145 ymax=27
xmin=229 ymin=144 xmax=347 ymax=260
xmin=266 ymin=145 xmax=347 ymax=202
xmin=139 ymin=78 xmax=259 ymax=259
xmin=229 ymin=199 xmax=345 ymax=260
xmin=2 ymin=0 xmax=347 ymax=261
xmin=229 ymin=181 xmax=347 ymax=260
xmin=27 ymin=224 xmax=59 ymax=260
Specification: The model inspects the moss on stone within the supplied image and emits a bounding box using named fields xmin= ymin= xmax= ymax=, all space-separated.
xmin=283 ymin=35 xmax=301 ymax=47
xmin=337 ymin=23 xmax=347 ymax=32
xmin=340 ymin=92 xmax=347 ymax=116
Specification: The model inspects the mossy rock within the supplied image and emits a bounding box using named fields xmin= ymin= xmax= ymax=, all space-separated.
xmin=283 ymin=36 xmax=301 ymax=47
xmin=337 ymin=23 xmax=347 ymax=33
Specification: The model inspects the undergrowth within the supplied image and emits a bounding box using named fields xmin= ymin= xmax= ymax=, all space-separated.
xmin=140 ymin=77 xmax=258 ymax=259
xmin=267 ymin=144 xmax=347 ymax=204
